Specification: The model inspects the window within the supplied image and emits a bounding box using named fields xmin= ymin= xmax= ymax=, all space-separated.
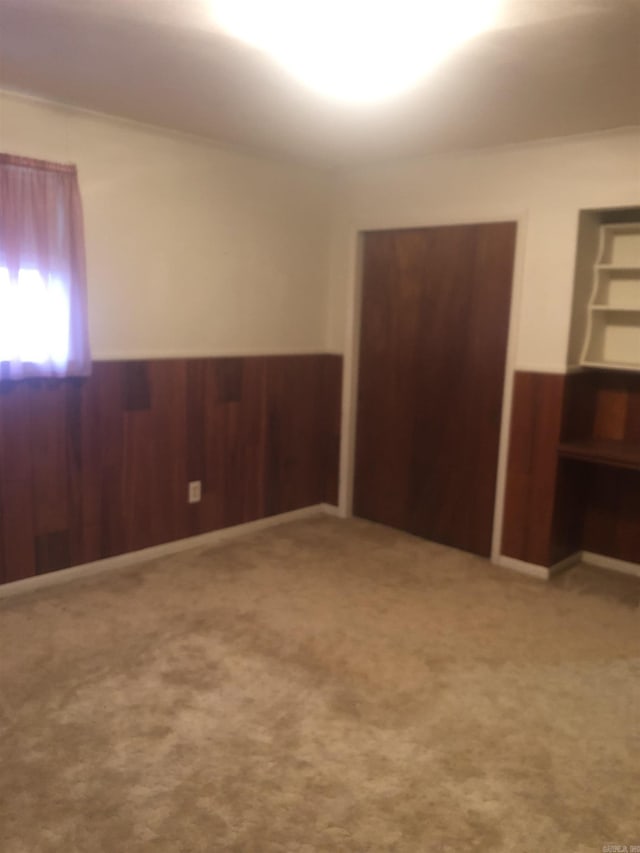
xmin=0 ymin=154 xmax=91 ymax=380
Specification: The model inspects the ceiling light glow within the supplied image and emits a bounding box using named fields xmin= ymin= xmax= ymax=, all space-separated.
xmin=212 ymin=0 xmax=502 ymax=104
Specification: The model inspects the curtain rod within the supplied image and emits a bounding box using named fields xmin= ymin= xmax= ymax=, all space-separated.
xmin=0 ymin=153 xmax=77 ymax=174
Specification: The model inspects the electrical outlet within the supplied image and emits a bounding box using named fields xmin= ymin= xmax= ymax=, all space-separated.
xmin=188 ymin=481 xmax=202 ymax=504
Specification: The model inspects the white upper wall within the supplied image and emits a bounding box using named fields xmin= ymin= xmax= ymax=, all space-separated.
xmin=0 ymin=90 xmax=337 ymax=359
xmin=328 ymin=128 xmax=640 ymax=371
xmin=1 ymin=89 xmax=638 ymax=369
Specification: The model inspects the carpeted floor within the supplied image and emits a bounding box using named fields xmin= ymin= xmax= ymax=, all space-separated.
xmin=1 ymin=516 xmax=638 ymax=852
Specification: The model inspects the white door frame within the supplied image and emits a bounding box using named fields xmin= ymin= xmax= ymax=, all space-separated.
xmin=336 ymin=208 xmax=530 ymax=565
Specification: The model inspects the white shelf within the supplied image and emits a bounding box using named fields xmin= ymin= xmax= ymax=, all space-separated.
xmin=580 ymin=222 xmax=640 ymax=371
xmin=591 ymin=305 xmax=640 ymax=313
xmin=596 ymin=264 xmax=640 ymax=271
xmin=598 ymin=224 xmax=640 ymax=266
xmin=582 ymin=360 xmax=640 ymax=372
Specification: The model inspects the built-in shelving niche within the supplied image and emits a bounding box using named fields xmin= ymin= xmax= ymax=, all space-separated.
xmin=568 ymin=206 xmax=640 ymax=372
xmin=560 ymin=207 xmax=640 ymax=551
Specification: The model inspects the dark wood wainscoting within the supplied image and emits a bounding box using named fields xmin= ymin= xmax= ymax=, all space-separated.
xmin=502 ymin=369 xmax=640 ymax=567
xmin=501 ymin=371 xmax=578 ymax=566
xmin=0 ymin=354 xmax=342 ymax=585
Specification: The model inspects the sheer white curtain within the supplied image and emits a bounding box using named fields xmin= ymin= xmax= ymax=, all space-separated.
xmin=0 ymin=154 xmax=91 ymax=380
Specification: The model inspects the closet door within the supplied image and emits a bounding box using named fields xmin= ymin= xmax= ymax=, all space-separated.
xmin=354 ymin=222 xmax=516 ymax=557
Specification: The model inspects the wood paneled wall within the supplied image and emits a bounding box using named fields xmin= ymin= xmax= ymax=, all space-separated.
xmin=501 ymin=372 xmax=573 ymax=566
xmin=0 ymin=355 xmax=342 ymax=585
xmin=502 ymin=369 xmax=640 ymax=567
xmin=562 ymin=370 xmax=640 ymax=444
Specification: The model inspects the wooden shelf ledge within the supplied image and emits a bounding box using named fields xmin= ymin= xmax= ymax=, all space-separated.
xmin=558 ymin=438 xmax=640 ymax=471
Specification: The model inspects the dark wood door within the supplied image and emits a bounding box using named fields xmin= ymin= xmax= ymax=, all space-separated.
xmin=354 ymin=222 xmax=516 ymax=557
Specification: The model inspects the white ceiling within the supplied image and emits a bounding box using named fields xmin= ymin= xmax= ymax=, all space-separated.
xmin=0 ymin=0 xmax=638 ymax=167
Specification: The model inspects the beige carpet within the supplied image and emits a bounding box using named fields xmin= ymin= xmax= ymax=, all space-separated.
xmin=1 ymin=516 xmax=638 ymax=852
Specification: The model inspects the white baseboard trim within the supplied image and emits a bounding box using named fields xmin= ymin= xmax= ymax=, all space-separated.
xmin=496 ymin=555 xmax=552 ymax=581
xmin=498 ymin=549 xmax=640 ymax=582
xmin=0 ymin=503 xmax=339 ymax=600
xmin=4 ymin=510 xmax=636 ymax=600
xmin=496 ymin=551 xmax=581 ymax=581
xmin=548 ymin=552 xmax=583 ymax=577
xmin=319 ymin=502 xmax=342 ymax=518
xmin=581 ymin=551 xmax=640 ymax=579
